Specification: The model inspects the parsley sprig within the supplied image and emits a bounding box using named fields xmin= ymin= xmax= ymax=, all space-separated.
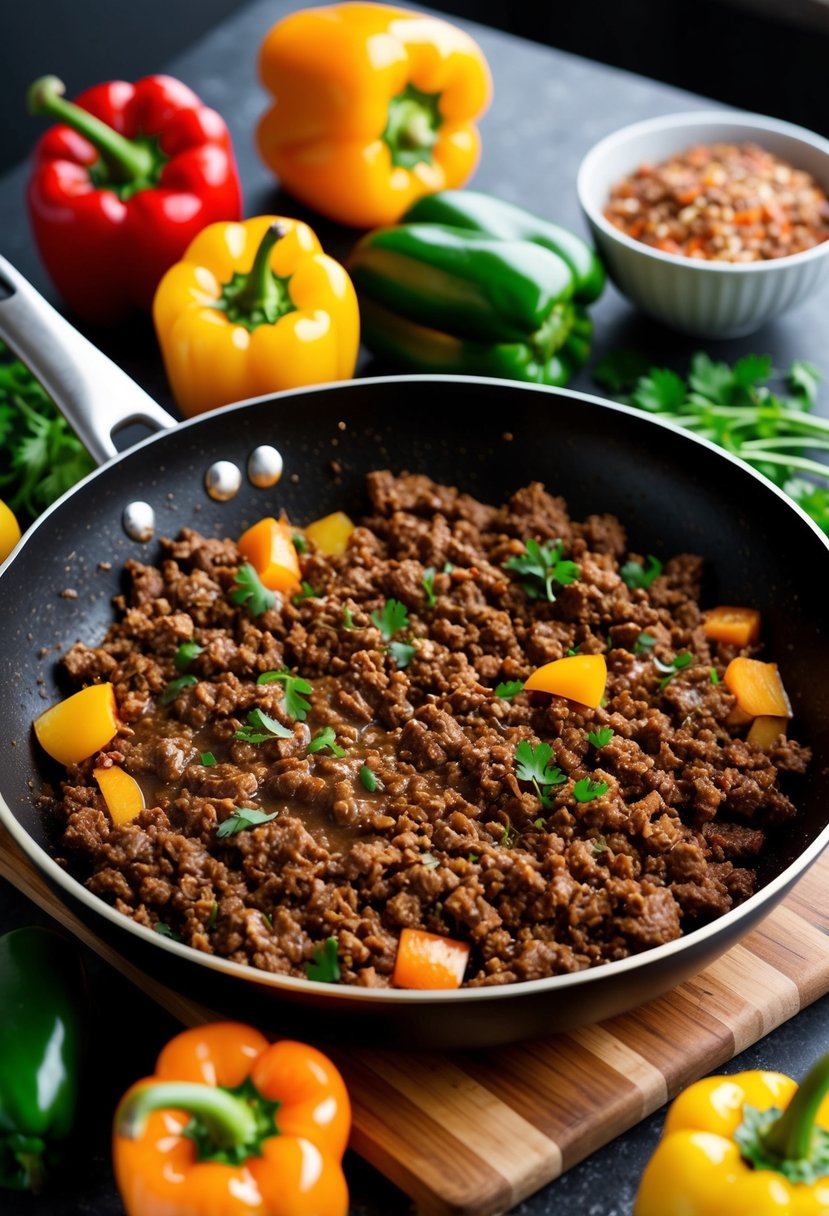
xmin=371 ymin=598 xmax=416 ymax=668
xmin=230 ymin=564 xmax=275 ymax=616
xmin=257 ymin=669 xmax=312 ymax=720
xmin=504 ymin=538 xmax=580 ymax=603
xmin=594 ymin=351 xmax=829 ymax=534
xmin=216 ymin=807 xmax=279 ymax=838
xmin=0 ymin=342 xmax=94 ymax=524
xmin=573 ymin=778 xmax=609 ymax=803
xmin=587 ymin=727 xmax=614 ymax=748
xmin=514 ymin=740 xmax=566 ymax=808
xmin=234 ymin=707 xmax=293 ymax=743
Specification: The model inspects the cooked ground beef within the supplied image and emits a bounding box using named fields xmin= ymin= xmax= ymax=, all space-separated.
xmin=45 ymin=473 xmax=809 ymax=987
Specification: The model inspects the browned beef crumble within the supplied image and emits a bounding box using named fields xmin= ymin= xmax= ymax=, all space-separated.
xmin=46 ymin=473 xmax=809 ymax=988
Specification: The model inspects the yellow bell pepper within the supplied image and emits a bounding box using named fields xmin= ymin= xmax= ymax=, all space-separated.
xmin=0 ymin=499 xmax=21 ymax=563
xmin=635 ymin=1053 xmax=829 ymax=1214
xmin=153 ymin=216 xmax=359 ymax=417
xmin=256 ymin=2 xmax=492 ymax=229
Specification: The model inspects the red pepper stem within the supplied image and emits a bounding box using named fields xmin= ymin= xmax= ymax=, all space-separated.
xmin=761 ymin=1051 xmax=829 ymax=1162
xmin=116 ymin=1081 xmax=258 ymax=1150
xmin=27 ymin=75 xmax=155 ymax=184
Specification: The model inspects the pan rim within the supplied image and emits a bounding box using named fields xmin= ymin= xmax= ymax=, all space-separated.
xmin=2 ymin=372 xmax=829 ymax=1005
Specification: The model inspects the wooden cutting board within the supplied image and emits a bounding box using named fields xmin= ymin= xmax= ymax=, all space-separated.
xmin=2 ymin=823 xmax=829 ymax=1216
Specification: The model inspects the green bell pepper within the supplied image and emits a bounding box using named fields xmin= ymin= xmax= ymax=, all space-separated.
xmin=401 ymin=188 xmax=606 ymax=304
xmin=348 ymin=198 xmax=603 ymax=386
xmin=0 ymin=926 xmax=85 ymax=1192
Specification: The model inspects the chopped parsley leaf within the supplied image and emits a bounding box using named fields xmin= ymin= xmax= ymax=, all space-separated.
xmin=587 ymin=727 xmax=614 ymax=748
xmin=257 ymin=669 xmax=312 ymax=720
xmin=216 ymin=807 xmax=279 ymax=838
xmin=654 ymin=652 xmax=694 ymax=690
xmin=292 ymin=532 xmax=308 ymax=554
xmin=422 ymin=566 xmax=437 ymax=607
xmin=442 ymin=562 xmax=455 ymax=574
xmin=592 ymin=836 xmax=610 ymax=855
xmin=495 ymin=680 xmax=524 ymax=699
xmin=234 ymin=707 xmax=293 ymax=743
xmin=389 ymin=640 xmax=416 ymax=669
xmin=307 ymin=727 xmax=346 ymax=757
xmin=514 ymin=739 xmax=566 ymax=809
xmin=533 ymin=817 xmax=546 ymax=830
xmin=154 ymin=922 xmax=181 ymax=941
xmin=207 ymin=901 xmax=218 ymax=929
xmin=305 ymin=936 xmax=340 ymax=983
xmin=710 ymin=667 xmax=721 ymax=684
xmin=371 ymin=597 xmax=410 ymax=640
xmin=159 ymin=674 xmax=198 ymax=706
xmin=504 ymin=538 xmax=580 ymax=603
xmin=573 ymin=778 xmax=609 ymax=803
xmin=200 ymin=751 xmax=217 ymax=766
xmin=174 ymin=641 xmax=204 ymax=671
xmin=634 ymin=633 xmax=657 ymax=655
xmin=620 ymin=555 xmax=663 ymax=590
xmin=291 ymin=580 xmax=318 ymax=604
xmin=342 ymin=605 xmax=356 ymax=630
xmin=230 ymin=564 xmax=275 ymax=616
xmin=359 ymin=765 xmax=382 ymax=793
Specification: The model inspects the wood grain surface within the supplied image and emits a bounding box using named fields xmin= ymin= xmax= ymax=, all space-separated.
xmin=2 ymin=823 xmax=828 ymax=1216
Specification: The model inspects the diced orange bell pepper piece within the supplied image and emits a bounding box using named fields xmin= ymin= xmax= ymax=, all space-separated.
xmin=34 ymin=683 xmax=119 ymax=765
xmin=94 ymin=765 xmax=146 ymax=825
xmin=238 ymin=517 xmax=302 ymax=594
xmin=724 ymin=657 xmax=792 ymax=719
xmin=702 ymin=606 xmax=761 ymax=647
xmin=523 ymin=654 xmax=607 ymax=708
xmin=392 ymin=928 xmax=470 ymax=990
xmin=746 ymin=715 xmax=788 ymax=749
xmin=304 ymin=511 xmax=355 ymax=557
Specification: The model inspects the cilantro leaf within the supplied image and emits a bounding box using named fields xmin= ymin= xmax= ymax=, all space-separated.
xmin=620 ymin=555 xmax=663 ymax=590
xmin=573 ymin=778 xmax=609 ymax=803
xmin=422 ymin=567 xmax=437 ymax=607
xmin=342 ymin=605 xmax=357 ymax=630
xmin=292 ymin=580 xmax=318 ymax=604
xmin=592 ymin=349 xmax=652 ymax=394
xmin=634 ymin=632 xmax=657 ymax=655
xmin=388 ymin=640 xmax=416 ymax=669
xmin=230 ymin=564 xmax=275 ymax=616
xmin=307 ymin=727 xmax=346 ymax=757
xmin=234 ymin=707 xmax=293 ymax=743
xmin=154 ymin=922 xmax=182 ymax=941
xmin=788 ymin=360 xmax=821 ymax=405
xmin=587 ymin=727 xmax=614 ymax=748
xmin=159 ymin=674 xmax=198 ymax=706
xmin=655 ymin=651 xmax=694 ymax=689
xmin=515 ymin=739 xmax=566 ymax=809
xmin=175 ymin=641 xmax=204 ymax=671
xmin=504 ymin=538 xmax=580 ymax=603
xmin=216 ymin=807 xmax=279 ymax=838
xmin=495 ymin=680 xmax=524 ymax=699
xmin=257 ymin=669 xmax=313 ymax=720
xmin=631 ymin=368 xmax=687 ymax=413
xmin=371 ymin=598 xmax=410 ymax=640
xmin=200 ymin=751 xmax=217 ymax=766
xmin=305 ymin=936 xmax=341 ymax=983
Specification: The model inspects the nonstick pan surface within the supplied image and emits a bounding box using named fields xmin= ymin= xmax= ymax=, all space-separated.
xmin=1 ymin=272 xmax=829 ymax=1048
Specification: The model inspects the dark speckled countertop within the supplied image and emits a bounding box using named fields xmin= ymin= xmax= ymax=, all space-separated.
xmin=1 ymin=2 xmax=829 ymax=1212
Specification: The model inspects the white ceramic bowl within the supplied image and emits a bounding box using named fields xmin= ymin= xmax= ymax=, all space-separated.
xmin=577 ymin=110 xmax=829 ymax=337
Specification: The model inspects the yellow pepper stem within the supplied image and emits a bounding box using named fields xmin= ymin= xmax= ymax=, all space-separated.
xmin=761 ymin=1050 xmax=829 ymax=1165
xmin=215 ymin=221 xmax=296 ymax=332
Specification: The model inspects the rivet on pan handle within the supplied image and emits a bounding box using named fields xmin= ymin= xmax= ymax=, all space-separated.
xmin=0 ymin=255 xmax=177 ymax=465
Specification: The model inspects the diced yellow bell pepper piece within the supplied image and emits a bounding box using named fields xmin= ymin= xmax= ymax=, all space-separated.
xmin=524 ymin=654 xmax=607 ymax=708
xmin=34 ymin=683 xmax=119 ymax=766
xmin=724 ymin=657 xmax=792 ymax=719
xmin=94 ymin=766 xmax=146 ymax=825
xmin=0 ymin=499 xmax=21 ymax=563
xmin=304 ymin=511 xmax=354 ymax=557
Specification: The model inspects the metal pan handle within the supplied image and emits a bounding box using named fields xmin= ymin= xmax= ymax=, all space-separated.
xmin=0 ymin=255 xmax=177 ymax=465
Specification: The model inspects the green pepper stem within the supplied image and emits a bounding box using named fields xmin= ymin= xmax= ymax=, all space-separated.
xmin=27 ymin=75 xmax=155 ymax=184
xmin=762 ymin=1051 xmax=829 ymax=1162
xmin=232 ymin=223 xmax=286 ymax=315
xmin=116 ymin=1081 xmax=259 ymax=1150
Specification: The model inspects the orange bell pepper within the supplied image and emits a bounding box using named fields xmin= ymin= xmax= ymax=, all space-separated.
xmin=153 ymin=215 xmax=359 ymax=417
xmin=256 ymin=2 xmax=492 ymax=228
xmin=524 ymin=654 xmax=607 ymax=708
xmin=113 ymin=1022 xmax=350 ymax=1216
xmin=238 ymin=517 xmax=302 ymax=594
xmin=392 ymin=927 xmax=470 ymax=989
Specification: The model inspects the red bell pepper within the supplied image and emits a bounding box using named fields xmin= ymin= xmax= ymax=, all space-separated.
xmin=27 ymin=74 xmax=243 ymax=324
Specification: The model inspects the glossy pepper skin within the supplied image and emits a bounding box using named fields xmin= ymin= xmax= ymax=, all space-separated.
xmin=0 ymin=927 xmax=85 ymax=1192
xmin=113 ymin=1022 xmax=350 ymax=1216
xmin=153 ymin=215 xmax=360 ymax=417
xmin=256 ymin=2 xmax=492 ymax=228
xmin=27 ymin=74 xmax=242 ymax=324
xmin=635 ymin=1058 xmax=829 ymax=1214
xmin=348 ymin=220 xmax=596 ymax=385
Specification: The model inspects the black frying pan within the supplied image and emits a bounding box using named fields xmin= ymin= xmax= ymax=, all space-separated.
xmin=1 ymin=255 xmax=829 ymax=1049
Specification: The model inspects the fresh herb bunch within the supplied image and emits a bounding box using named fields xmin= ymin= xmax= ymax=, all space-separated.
xmin=0 ymin=341 xmax=94 ymax=524
xmin=594 ymin=351 xmax=829 ymax=533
